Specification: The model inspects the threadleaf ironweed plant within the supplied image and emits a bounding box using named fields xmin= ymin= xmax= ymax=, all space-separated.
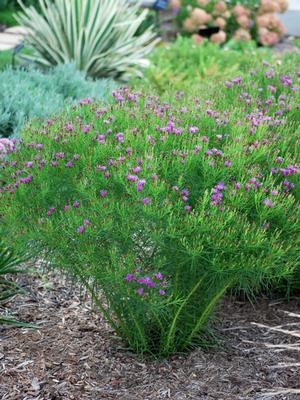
xmin=0 ymin=59 xmax=299 ymax=355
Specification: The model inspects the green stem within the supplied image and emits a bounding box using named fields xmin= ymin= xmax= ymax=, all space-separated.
xmin=181 ymin=278 xmax=234 ymax=350
xmin=164 ymin=271 xmax=209 ymax=353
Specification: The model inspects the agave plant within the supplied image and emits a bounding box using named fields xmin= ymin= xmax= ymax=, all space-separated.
xmin=15 ymin=0 xmax=158 ymax=78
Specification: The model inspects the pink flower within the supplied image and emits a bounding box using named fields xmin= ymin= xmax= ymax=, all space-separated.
xmin=210 ymin=31 xmax=227 ymax=44
xmin=215 ymin=17 xmax=226 ymax=29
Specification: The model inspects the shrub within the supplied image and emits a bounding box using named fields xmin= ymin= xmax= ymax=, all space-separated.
xmin=134 ymin=36 xmax=272 ymax=94
xmin=15 ymin=0 xmax=158 ymax=79
xmin=0 ymin=59 xmax=299 ymax=355
xmin=0 ymin=63 xmax=115 ymax=138
xmin=170 ymin=0 xmax=287 ymax=46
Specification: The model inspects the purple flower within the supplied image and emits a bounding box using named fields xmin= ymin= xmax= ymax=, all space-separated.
xmin=99 ymin=190 xmax=107 ymax=197
xmin=97 ymin=165 xmax=107 ymax=171
xmin=263 ymin=198 xmax=274 ymax=208
xmin=271 ymin=190 xmax=278 ymax=196
xmin=65 ymin=161 xmax=73 ymax=168
xmin=83 ymin=219 xmax=91 ymax=226
xmin=154 ymin=273 xmax=163 ymax=280
xmin=66 ymin=123 xmax=74 ymax=131
xmin=142 ymin=197 xmax=150 ymax=205
xmin=189 ymin=126 xmax=198 ymax=134
xmin=26 ymin=161 xmax=33 ymax=168
xmin=235 ymin=182 xmax=241 ymax=189
xmin=132 ymin=166 xmax=141 ymax=174
xmin=73 ymin=201 xmax=80 ymax=208
xmin=64 ymin=205 xmax=70 ymax=211
xmin=55 ymin=152 xmax=65 ymax=159
xmin=137 ymin=287 xmax=144 ymax=296
xmin=216 ymin=182 xmax=225 ymax=191
xmin=127 ymin=174 xmax=138 ymax=182
xmin=224 ymin=160 xmax=231 ymax=168
xmin=159 ymin=290 xmax=166 ymax=296
xmin=137 ymin=179 xmax=146 ymax=192
xmin=115 ymin=132 xmax=124 ymax=143
xmin=77 ymin=226 xmax=85 ymax=234
xmin=82 ymin=125 xmax=91 ymax=134
xmin=47 ymin=207 xmax=55 ymax=217
xmin=184 ymin=205 xmax=191 ymax=213
xmin=125 ymin=274 xmax=135 ymax=282
xmin=37 ymin=144 xmax=43 ymax=150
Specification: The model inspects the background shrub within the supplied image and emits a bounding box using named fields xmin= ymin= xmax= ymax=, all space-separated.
xmin=171 ymin=0 xmax=287 ymax=46
xmin=0 ymin=63 xmax=115 ymax=138
xmin=134 ymin=36 xmax=272 ymax=94
xmin=1 ymin=57 xmax=299 ymax=355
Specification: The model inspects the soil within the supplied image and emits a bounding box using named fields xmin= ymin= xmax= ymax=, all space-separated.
xmin=0 ymin=270 xmax=299 ymax=400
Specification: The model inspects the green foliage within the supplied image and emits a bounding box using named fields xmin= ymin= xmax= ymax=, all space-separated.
xmin=0 ymin=63 xmax=115 ymax=138
xmin=0 ymin=8 xmax=17 ymax=25
xmin=15 ymin=0 xmax=158 ymax=79
xmin=0 ymin=47 xmax=34 ymax=71
xmin=0 ymin=0 xmax=41 ymax=10
xmin=1 ymin=58 xmax=299 ymax=355
xmin=135 ymin=36 xmax=272 ymax=94
xmin=0 ymin=239 xmax=31 ymax=326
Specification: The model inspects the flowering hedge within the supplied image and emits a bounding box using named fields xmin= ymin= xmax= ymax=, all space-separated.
xmin=0 ymin=59 xmax=299 ymax=355
xmin=170 ymin=0 xmax=288 ymax=46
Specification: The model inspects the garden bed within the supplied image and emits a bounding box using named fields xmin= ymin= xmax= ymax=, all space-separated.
xmin=1 ymin=269 xmax=299 ymax=400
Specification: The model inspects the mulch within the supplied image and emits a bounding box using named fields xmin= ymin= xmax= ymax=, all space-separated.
xmin=0 ymin=269 xmax=299 ymax=400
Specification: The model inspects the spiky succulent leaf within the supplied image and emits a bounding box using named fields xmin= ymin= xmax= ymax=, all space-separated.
xmin=16 ymin=0 xmax=158 ymax=78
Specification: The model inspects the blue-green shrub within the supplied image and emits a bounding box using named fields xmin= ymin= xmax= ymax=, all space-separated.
xmin=0 ymin=64 xmax=115 ymax=138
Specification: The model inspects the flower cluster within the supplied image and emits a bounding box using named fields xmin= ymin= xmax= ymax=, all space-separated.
xmin=125 ymin=269 xmax=168 ymax=297
xmin=0 ymin=138 xmax=15 ymax=159
xmin=171 ymin=0 xmax=287 ymax=46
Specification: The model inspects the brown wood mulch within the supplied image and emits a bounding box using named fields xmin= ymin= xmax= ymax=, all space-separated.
xmin=0 ymin=270 xmax=299 ymax=400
